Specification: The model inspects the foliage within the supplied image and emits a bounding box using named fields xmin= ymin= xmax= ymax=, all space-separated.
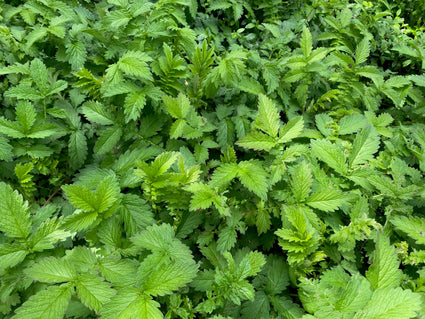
xmin=1 ymin=0 xmax=425 ymax=318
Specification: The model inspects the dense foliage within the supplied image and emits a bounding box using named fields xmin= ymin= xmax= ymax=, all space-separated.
xmin=1 ymin=0 xmax=425 ymax=318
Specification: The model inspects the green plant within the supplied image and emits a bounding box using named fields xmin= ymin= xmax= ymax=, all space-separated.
xmin=1 ymin=0 xmax=425 ymax=318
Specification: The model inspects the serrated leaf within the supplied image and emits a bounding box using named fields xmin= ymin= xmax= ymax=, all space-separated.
xmin=291 ymin=161 xmax=312 ymax=202
xmin=30 ymin=58 xmax=48 ymax=91
xmin=0 ymin=117 xmax=25 ymax=138
xmin=311 ymin=139 xmax=347 ymax=175
xmin=81 ymin=101 xmax=115 ymax=125
xmin=118 ymin=51 xmax=153 ymax=80
xmin=338 ymin=114 xmax=366 ymax=135
xmin=391 ymin=216 xmax=425 ymax=245
xmin=142 ymin=261 xmax=199 ymax=296
xmin=25 ymin=257 xmax=76 ymax=283
xmin=131 ymin=223 xmax=175 ymax=252
xmin=355 ymin=287 xmax=421 ymax=319
xmin=163 ymin=93 xmax=191 ymax=119
xmin=255 ymin=94 xmax=281 ymax=137
xmin=217 ymin=226 xmax=237 ymax=252
xmin=124 ymin=91 xmax=146 ymax=123
xmin=149 ymin=151 xmax=180 ymax=177
xmin=12 ymin=283 xmax=73 ymax=319
xmin=256 ymin=206 xmax=271 ymax=234
xmin=209 ymin=163 xmax=239 ymax=189
xmin=76 ymin=273 xmax=115 ymax=312
xmin=29 ymin=218 xmax=72 ymax=252
xmin=335 ymin=274 xmax=372 ymax=313
xmin=300 ymin=26 xmax=313 ymax=57
xmin=0 ymin=183 xmax=31 ymax=238
xmin=27 ymin=123 xmax=57 ymax=138
xmin=66 ymin=41 xmax=87 ymax=70
xmin=95 ymin=175 xmax=121 ymax=214
xmin=0 ymin=134 xmax=13 ymax=161
xmin=349 ymin=125 xmax=380 ymax=168
xmin=5 ymin=85 xmax=44 ymax=100
xmin=366 ymin=233 xmax=402 ymax=290
xmin=0 ymin=244 xmax=27 ymax=270
xmin=278 ymin=116 xmax=304 ymax=143
xmin=98 ymin=256 xmax=137 ymax=285
xmin=355 ymin=38 xmax=370 ymax=64
xmin=306 ymin=188 xmax=345 ymax=212
xmin=69 ymin=131 xmax=87 ymax=169
xmin=236 ymin=131 xmax=277 ymax=150
xmin=241 ymin=291 xmax=270 ymax=319
xmin=119 ymin=194 xmax=155 ymax=236
xmin=238 ymin=161 xmax=269 ymax=200
xmin=94 ymin=126 xmax=122 ymax=155
xmin=16 ymin=101 xmax=36 ymax=132
xmin=101 ymin=290 xmax=163 ymax=319
xmin=186 ymin=183 xmax=216 ymax=211
xmin=62 ymin=210 xmax=98 ymax=232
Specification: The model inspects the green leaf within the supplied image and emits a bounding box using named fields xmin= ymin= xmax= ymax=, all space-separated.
xmin=0 ymin=244 xmax=27 ymax=270
xmin=241 ymin=291 xmax=270 ymax=319
xmin=5 ymin=85 xmax=44 ymax=100
xmin=335 ymin=274 xmax=372 ymax=313
xmin=101 ymin=290 xmax=163 ymax=319
xmin=75 ymin=273 xmax=115 ymax=312
xmin=62 ymin=210 xmax=98 ymax=232
xmin=255 ymin=94 xmax=281 ymax=137
xmin=95 ymin=175 xmax=121 ymax=214
xmin=66 ymin=41 xmax=87 ymax=70
xmin=81 ymin=101 xmax=115 ymax=125
xmin=163 ymin=93 xmax=191 ymax=119
xmin=123 ymin=87 xmax=154 ymax=123
xmin=217 ymin=226 xmax=237 ymax=252
xmin=391 ymin=216 xmax=425 ymax=245
xmin=131 ymin=223 xmax=175 ymax=252
xmin=119 ymin=194 xmax=155 ymax=236
xmin=0 ymin=182 xmax=31 ymax=238
xmin=94 ymin=126 xmax=123 ymax=155
xmin=0 ymin=134 xmax=13 ymax=161
xmin=142 ymin=261 xmax=199 ymax=296
xmin=149 ymin=151 xmax=180 ymax=177
xmin=186 ymin=183 xmax=216 ymax=211
xmin=355 ymin=287 xmax=422 ymax=319
xmin=291 ymin=161 xmax=312 ymax=202
xmin=237 ymin=161 xmax=269 ymax=200
xmin=28 ymin=217 xmax=72 ymax=252
xmin=355 ymin=38 xmax=370 ymax=65
xmin=338 ymin=114 xmax=366 ymax=135
xmin=366 ymin=233 xmax=402 ymax=290
xmin=236 ymin=131 xmax=277 ymax=150
xmin=62 ymin=184 xmax=98 ymax=212
xmin=0 ymin=117 xmax=25 ymax=138
xmin=349 ymin=125 xmax=380 ymax=168
xmin=306 ymin=188 xmax=345 ymax=212
xmin=27 ymin=123 xmax=57 ymax=138
xmin=30 ymin=58 xmax=48 ymax=91
xmin=300 ymin=26 xmax=313 ymax=57
xmin=69 ymin=131 xmax=88 ymax=169
xmin=311 ymin=139 xmax=348 ymax=175
xmin=16 ymin=101 xmax=36 ymax=132
xmin=13 ymin=283 xmax=73 ymax=319
xmin=278 ymin=116 xmax=304 ymax=144
xmin=209 ymin=163 xmax=239 ymax=189
xmin=47 ymin=80 xmax=68 ymax=96
xmin=24 ymin=257 xmax=76 ymax=283
xmin=118 ymin=51 xmax=153 ymax=81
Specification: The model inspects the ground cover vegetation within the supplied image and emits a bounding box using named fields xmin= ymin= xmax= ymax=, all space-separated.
xmin=1 ymin=0 xmax=425 ymax=318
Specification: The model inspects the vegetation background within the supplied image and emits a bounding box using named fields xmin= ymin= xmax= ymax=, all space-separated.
xmin=1 ymin=0 xmax=425 ymax=318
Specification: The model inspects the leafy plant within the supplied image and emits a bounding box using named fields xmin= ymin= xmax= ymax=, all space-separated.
xmin=1 ymin=0 xmax=425 ymax=318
